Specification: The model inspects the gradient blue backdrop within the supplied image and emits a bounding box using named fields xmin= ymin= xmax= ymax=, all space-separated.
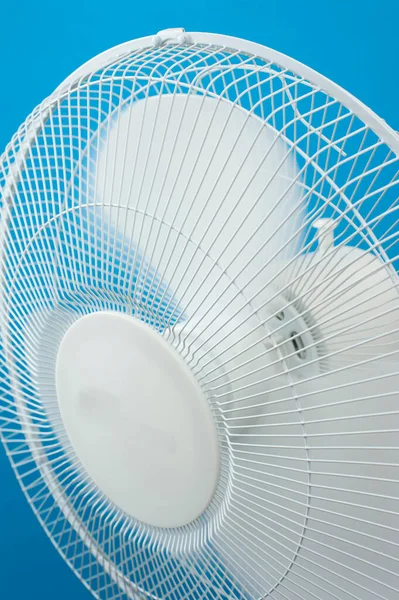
xmin=0 ymin=1 xmax=398 ymax=598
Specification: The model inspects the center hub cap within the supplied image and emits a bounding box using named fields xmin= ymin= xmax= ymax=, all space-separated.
xmin=56 ymin=312 xmax=220 ymax=528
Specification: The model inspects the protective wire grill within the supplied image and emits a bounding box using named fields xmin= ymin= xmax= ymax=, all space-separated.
xmin=0 ymin=38 xmax=398 ymax=600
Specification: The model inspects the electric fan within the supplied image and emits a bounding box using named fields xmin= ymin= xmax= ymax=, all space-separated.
xmin=0 ymin=27 xmax=398 ymax=600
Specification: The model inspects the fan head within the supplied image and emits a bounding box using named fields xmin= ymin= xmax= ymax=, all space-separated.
xmin=0 ymin=28 xmax=399 ymax=600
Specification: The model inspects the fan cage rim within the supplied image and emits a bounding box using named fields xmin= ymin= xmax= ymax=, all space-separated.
xmin=52 ymin=31 xmax=399 ymax=157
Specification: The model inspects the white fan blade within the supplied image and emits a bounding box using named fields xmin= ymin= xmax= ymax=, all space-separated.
xmin=285 ymin=245 xmax=399 ymax=372
xmin=92 ymin=93 xmax=305 ymax=334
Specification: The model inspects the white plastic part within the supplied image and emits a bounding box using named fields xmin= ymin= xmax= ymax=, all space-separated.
xmin=313 ymin=217 xmax=336 ymax=254
xmin=286 ymin=245 xmax=399 ymax=368
xmin=95 ymin=93 xmax=304 ymax=316
xmin=152 ymin=28 xmax=191 ymax=46
xmin=56 ymin=311 xmax=220 ymax=528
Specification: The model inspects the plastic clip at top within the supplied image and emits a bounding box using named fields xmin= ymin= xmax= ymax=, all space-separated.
xmin=152 ymin=28 xmax=192 ymax=47
xmin=313 ymin=218 xmax=336 ymax=255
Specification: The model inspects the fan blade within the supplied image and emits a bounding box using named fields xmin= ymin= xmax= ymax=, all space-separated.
xmin=93 ymin=93 xmax=305 ymax=334
xmin=285 ymin=244 xmax=399 ymax=373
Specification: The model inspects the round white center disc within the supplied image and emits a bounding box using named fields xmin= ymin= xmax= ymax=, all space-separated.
xmin=56 ymin=312 xmax=220 ymax=528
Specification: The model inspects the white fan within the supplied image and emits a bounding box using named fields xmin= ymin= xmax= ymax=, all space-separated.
xmin=0 ymin=28 xmax=398 ymax=600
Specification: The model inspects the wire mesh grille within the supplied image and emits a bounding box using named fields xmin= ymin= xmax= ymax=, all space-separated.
xmin=0 ymin=39 xmax=399 ymax=600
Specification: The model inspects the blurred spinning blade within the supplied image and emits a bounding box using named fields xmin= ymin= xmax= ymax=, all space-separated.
xmin=93 ymin=93 xmax=306 ymax=336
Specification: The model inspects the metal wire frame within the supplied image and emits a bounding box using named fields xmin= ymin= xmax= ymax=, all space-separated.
xmin=0 ymin=32 xmax=399 ymax=600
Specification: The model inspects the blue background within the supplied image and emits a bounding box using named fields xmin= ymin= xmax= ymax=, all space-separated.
xmin=0 ymin=1 xmax=398 ymax=598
